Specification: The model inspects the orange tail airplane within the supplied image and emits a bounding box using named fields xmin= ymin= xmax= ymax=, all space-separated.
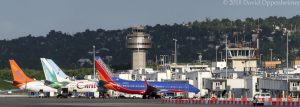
xmin=9 ymin=59 xmax=57 ymax=92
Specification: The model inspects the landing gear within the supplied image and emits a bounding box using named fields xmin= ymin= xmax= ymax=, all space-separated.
xmin=142 ymin=94 xmax=148 ymax=99
xmin=142 ymin=94 xmax=161 ymax=99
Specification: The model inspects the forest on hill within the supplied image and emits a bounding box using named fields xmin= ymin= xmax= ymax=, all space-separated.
xmin=1 ymin=15 xmax=300 ymax=71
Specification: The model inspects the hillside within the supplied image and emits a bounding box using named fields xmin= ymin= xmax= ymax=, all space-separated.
xmin=0 ymin=16 xmax=300 ymax=70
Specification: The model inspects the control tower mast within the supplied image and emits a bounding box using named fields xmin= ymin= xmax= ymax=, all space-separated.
xmin=126 ymin=25 xmax=151 ymax=70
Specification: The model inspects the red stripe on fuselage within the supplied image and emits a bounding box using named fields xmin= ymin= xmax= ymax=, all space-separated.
xmin=104 ymin=83 xmax=145 ymax=94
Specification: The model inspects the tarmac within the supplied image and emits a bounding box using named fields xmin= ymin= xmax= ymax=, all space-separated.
xmin=0 ymin=97 xmax=276 ymax=107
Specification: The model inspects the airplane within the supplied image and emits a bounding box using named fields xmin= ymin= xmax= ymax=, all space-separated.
xmin=9 ymin=59 xmax=57 ymax=92
xmin=95 ymin=56 xmax=200 ymax=98
xmin=40 ymin=58 xmax=98 ymax=93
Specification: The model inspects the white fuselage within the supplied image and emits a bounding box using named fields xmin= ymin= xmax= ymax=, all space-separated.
xmin=65 ymin=80 xmax=98 ymax=92
xmin=19 ymin=81 xmax=57 ymax=92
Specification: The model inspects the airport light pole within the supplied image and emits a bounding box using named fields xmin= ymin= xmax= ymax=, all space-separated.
xmin=287 ymin=29 xmax=289 ymax=82
xmin=216 ymin=45 xmax=219 ymax=62
xmin=259 ymin=54 xmax=263 ymax=67
xmin=225 ymin=34 xmax=228 ymax=79
xmin=269 ymin=48 xmax=273 ymax=61
xmin=88 ymin=46 xmax=100 ymax=80
xmin=285 ymin=25 xmax=292 ymax=82
xmin=160 ymin=55 xmax=167 ymax=71
xmin=173 ymin=39 xmax=177 ymax=64
xmin=219 ymin=51 xmax=223 ymax=61
xmin=93 ymin=45 xmax=96 ymax=80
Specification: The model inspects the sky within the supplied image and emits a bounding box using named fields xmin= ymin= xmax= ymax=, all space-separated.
xmin=0 ymin=0 xmax=300 ymax=39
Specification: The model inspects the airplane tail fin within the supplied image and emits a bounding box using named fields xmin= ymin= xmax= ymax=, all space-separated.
xmin=46 ymin=59 xmax=70 ymax=83
xmin=46 ymin=59 xmax=69 ymax=78
xmin=41 ymin=58 xmax=57 ymax=83
xmin=95 ymin=56 xmax=114 ymax=83
xmin=9 ymin=60 xmax=33 ymax=87
xmin=145 ymin=79 xmax=150 ymax=86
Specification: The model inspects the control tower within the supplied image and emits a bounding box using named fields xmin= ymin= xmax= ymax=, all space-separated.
xmin=227 ymin=43 xmax=258 ymax=71
xmin=126 ymin=25 xmax=151 ymax=70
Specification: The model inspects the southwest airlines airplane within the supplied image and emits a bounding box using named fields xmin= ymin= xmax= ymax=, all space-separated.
xmin=9 ymin=59 xmax=57 ymax=92
xmin=40 ymin=58 xmax=97 ymax=93
xmin=95 ymin=56 xmax=200 ymax=98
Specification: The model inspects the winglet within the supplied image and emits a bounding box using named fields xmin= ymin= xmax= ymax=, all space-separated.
xmin=9 ymin=59 xmax=33 ymax=87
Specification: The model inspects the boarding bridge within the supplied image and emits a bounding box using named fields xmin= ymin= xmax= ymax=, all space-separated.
xmin=203 ymin=78 xmax=227 ymax=98
xmin=258 ymin=78 xmax=288 ymax=98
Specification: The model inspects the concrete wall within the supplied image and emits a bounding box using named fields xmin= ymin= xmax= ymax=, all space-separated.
xmin=203 ymin=79 xmax=212 ymax=90
xmin=232 ymin=60 xmax=257 ymax=71
xmin=117 ymin=73 xmax=132 ymax=80
xmin=186 ymin=71 xmax=212 ymax=97
xmin=244 ymin=76 xmax=259 ymax=98
xmin=227 ymin=79 xmax=245 ymax=88
xmin=147 ymin=72 xmax=169 ymax=81
xmin=226 ymin=79 xmax=245 ymax=98
xmin=132 ymin=51 xmax=146 ymax=70
xmin=212 ymin=61 xmax=226 ymax=69
xmin=157 ymin=72 xmax=167 ymax=81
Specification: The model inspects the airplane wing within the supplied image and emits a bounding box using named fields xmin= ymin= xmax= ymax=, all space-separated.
xmin=3 ymin=80 xmax=13 ymax=84
xmin=144 ymin=80 xmax=188 ymax=94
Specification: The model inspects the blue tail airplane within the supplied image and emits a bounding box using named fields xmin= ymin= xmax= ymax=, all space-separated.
xmin=95 ymin=56 xmax=200 ymax=98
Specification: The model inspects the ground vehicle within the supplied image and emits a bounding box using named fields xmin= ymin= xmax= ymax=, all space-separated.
xmin=163 ymin=93 xmax=185 ymax=99
xmin=253 ymin=92 xmax=271 ymax=106
xmin=28 ymin=92 xmax=39 ymax=98
xmin=57 ymin=88 xmax=70 ymax=98
xmin=254 ymin=92 xmax=271 ymax=99
xmin=164 ymin=93 xmax=175 ymax=99
xmin=122 ymin=94 xmax=143 ymax=99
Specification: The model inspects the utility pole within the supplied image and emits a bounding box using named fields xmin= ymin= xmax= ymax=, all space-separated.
xmin=216 ymin=46 xmax=219 ymax=62
xmin=173 ymin=39 xmax=177 ymax=64
xmin=220 ymin=52 xmax=223 ymax=61
xmin=269 ymin=48 xmax=273 ymax=61
xmin=260 ymin=54 xmax=263 ymax=67
xmin=287 ymin=29 xmax=289 ymax=81
xmin=225 ymin=34 xmax=228 ymax=79
xmin=286 ymin=24 xmax=293 ymax=82
xmin=93 ymin=45 xmax=96 ymax=80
